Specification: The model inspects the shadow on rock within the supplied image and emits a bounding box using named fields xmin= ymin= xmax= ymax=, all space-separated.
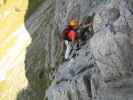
xmin=16 ymin=0 xmax=62 ymax=100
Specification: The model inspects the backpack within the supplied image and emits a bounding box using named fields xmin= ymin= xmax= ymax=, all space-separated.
xmin=66 ymin=30 xmax=76 ymax=41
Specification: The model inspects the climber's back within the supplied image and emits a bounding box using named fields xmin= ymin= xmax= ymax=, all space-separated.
xmin=60 ymin=19 xmax=79 ymax=61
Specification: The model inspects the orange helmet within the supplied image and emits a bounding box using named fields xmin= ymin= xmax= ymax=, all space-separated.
xmin=68 ymin=19 xmax=78 ymax=28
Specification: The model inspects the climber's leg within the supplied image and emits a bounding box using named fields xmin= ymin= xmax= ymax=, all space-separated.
xmin=64 ymin=40 xmax=72 ymax=60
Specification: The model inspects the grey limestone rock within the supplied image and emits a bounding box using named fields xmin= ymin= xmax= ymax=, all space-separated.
xmin=47 ymin=0 xmax=133 ymax=100
xmin=17 ymin=0 xmax=133 ymax=100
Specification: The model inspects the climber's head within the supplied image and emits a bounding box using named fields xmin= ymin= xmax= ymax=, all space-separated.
xmin=68 ymin=19 xmax=79 ymax=29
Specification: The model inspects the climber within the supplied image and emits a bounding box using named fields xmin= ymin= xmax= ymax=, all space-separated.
xmin=60 ymin=14 xmax=95 ymax=61
xmin=61 ymin=19 xmax=79 ymax=61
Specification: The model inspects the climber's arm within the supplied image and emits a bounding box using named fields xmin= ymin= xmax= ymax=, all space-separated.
xmin=82 ymin=22 xmax=93 ymax=28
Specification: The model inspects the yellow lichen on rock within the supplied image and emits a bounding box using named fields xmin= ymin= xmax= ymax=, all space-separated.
xmin=0 ymin=0 xmax=28 ymax=44
xmin=0 ymin=0 xmax=31 ymax=100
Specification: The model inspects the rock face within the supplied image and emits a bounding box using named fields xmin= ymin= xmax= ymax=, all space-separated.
xmin=46 ymin=0 xmax=133 ymax=100
xmin=16 ymin=0 xmax=133 ymax=100
xmin=47 ymin=43 xmax=98 ymax=100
